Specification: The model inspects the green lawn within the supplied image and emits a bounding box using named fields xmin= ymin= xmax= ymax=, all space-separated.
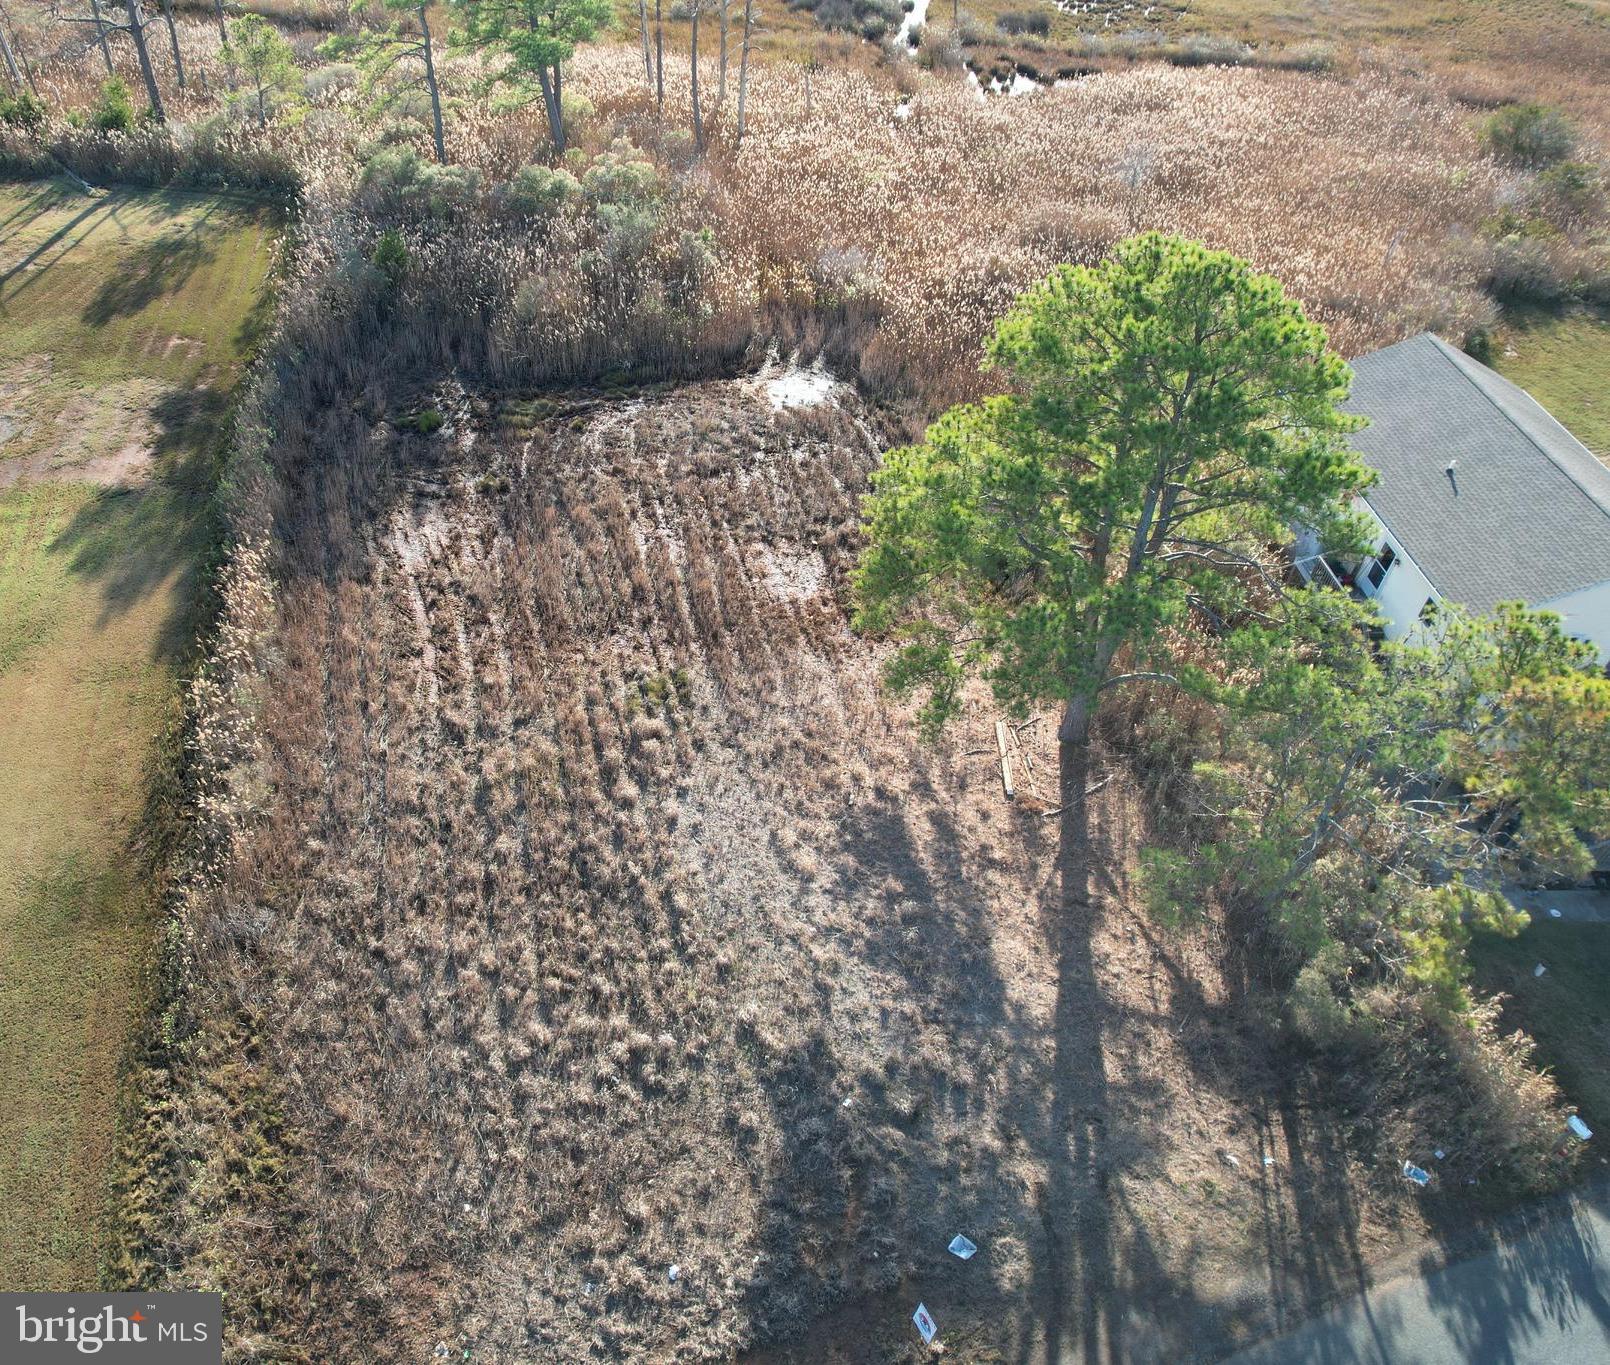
xmin=1473 ymin=922 xmax=1610 ymax=1135
xmin=1492 ymin=310 xmax=1610 ymax=467
xmin=0 ymin=179 xmax=275 ymax=1290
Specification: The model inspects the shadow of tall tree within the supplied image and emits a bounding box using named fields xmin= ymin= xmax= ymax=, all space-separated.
xmin=80 ymin=217 xmax=220 ymax=328
xmin=44 ymin=383 xmax=229 ymax=659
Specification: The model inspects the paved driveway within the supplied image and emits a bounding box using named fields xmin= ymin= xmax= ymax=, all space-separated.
xmin=1226 ymin=1181 xmax=1610 ymax=1364
xmin=1508 ymin=887 xmax=1610 ymax=926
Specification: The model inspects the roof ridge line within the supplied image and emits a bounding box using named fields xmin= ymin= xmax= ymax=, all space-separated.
xmin=1429 ymin=334 xmax=1610 ymax=524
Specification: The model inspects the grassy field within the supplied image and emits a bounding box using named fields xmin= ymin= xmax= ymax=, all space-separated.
xmin=1492 ymin=310 xmax=1610 ymax=466
xmin=0 ymin=179 xmax=274 ymax=1291
xmin=1474 ymin=922 xmax=1610 ymax=1136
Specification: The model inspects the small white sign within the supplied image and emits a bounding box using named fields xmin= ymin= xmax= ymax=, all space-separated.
xmin=948 ymin=1235 xmax=977 ymax=1260
xmin=913 ymin=1302 xmax=938 ymax=1344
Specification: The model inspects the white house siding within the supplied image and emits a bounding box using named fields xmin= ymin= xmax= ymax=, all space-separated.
xmin=1536 ymin=579 xmax=1610 ymax=665
xmin=1354 ymin=500 xmax=1439 ymax=643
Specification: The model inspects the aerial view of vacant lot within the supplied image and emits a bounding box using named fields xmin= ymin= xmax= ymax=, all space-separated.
xmin=0 ymin=180 xmax=273 ymax=1289
xmin=1 ymin=0 xmax=1608 ymax=1355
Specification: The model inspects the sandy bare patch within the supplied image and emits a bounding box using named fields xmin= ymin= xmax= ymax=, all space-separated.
xmin=0 ymin=375 xmax=168 ymax=491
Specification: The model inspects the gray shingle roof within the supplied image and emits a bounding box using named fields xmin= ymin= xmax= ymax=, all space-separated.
xmin=1342 ymin=332 xmax=1610 ymax=614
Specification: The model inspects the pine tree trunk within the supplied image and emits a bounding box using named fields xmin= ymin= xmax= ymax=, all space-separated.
xmin=213 ymin=0 xmax=226 ymax=43
xmin=690 ymin=3 xmax=703 ymax=151
xmin=1059 ymin=637 xmax=1120 ymax=745
xmin=417 ymin=4 xmax=446 ymax=164
xmin=1060 ymin=695 xmax=1091 ymax=746
xmin=536 ymin=63 xmax=564 ymax=153
xmin=89 ymin=0 xmax=115 ymax=75
xmin=735 ymin=0 xmax=752 ymax=141
xmin=159 ymin=0 xmax=184 ymax=89
xmin=654 ymin=0 xmax=663 ymax=112
xmin=125 ymin=0 xmax=166 ymax=123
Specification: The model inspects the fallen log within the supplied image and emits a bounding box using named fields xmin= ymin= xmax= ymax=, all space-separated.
xmin=995 ymin=720 xmax=1015 ymax=799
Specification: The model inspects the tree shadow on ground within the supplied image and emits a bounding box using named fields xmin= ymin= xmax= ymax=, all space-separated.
xmin=0 ymin=197 xmax=117 ymax=298
xmin=741 ymin=736 xmax=1278 ymax=1364
xmin=1227 ymin=1175 xmax=1610 ymax=1363
xmin=79 ymin=214 xmax=220 ymax=328
xmin=1148 ymin=887 xmax=1610 ymax=1362
xmin=1408 ymin=1176 xmax=1610 ymax=1363
xmin=0 ymin=181 xmax=83 ymax=242
xmin=1020 ymin=739 xmax=1261 ymax=1364
xmin=44 ymin=383 xmax=227 ymax=659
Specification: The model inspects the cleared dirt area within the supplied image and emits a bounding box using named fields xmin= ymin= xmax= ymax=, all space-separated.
xmin=0 ymin=179 xmax=275 ymax=1290
xmin=176 ymin=361 xmax=1450 ymax=1361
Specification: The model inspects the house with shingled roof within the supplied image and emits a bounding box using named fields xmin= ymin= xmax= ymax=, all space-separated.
xmin=1295 ymin=332 xmax=1610 ymax=663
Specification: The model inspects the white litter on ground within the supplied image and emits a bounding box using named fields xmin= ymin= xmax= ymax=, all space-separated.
xmin=1569 ymin=1116 xmax=1594 ymax=1142
xmin=949 ymin=1234 xmax=978 ymax=1260
xmin=1403 ymin=1161 xmax=1432 ymax=1186
xmin=1550 ymin=908 xmax=1563 ymax=918
xmin=913 ymin=1303 xmax=938 ymax=1344
xmin=1535 ymin=963 xmax=1548 ymax=977
xmin=668 ymin=1264 xmax=681 ymax=1282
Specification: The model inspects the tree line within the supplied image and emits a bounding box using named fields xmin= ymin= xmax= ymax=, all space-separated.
xmin=0 ymin=0 xmax=765 ymax=156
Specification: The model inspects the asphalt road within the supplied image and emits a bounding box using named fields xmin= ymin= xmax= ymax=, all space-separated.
xmin=1508 ymin=888 xmax=1610 ymax=926
xmin=1226 ymin=1180 xmax=1610 ymax=1365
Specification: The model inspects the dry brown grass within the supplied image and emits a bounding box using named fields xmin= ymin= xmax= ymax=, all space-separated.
xmin=44 ymin=16 xmax=1593 ymax=1359
xmin=125 ymin=326 xmax=1534 ymax=1359
xmin=625 ymin=55 xmax=1503 ymax=402
xmin=12 ymin=22 xmax=1520 ymax=406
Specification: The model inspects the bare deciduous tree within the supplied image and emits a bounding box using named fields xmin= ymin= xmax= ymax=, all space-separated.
xmin=63 ymin=0 xmax=165 ymax=118
xmin=157 ymin=0 xmax=184 ymax=88
xmin=637 ymin=0 xmax=650 ymax=88
xmin=690 ymin=0 xmax=703 ymax=150
xmin=86 ymin=0 xmax=116 ymax=74
xmin=0 ymin=15 xmax=21 ymax=87
xmin=0 ymin=0 xmax=37 ymax=93
xmin=121 ymin=0 xmax=163 ymax=118
xmin=735 ymin=0 xmax=755 ymax=141
xmin=716 ymin=0 xmax=728 ymax=103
